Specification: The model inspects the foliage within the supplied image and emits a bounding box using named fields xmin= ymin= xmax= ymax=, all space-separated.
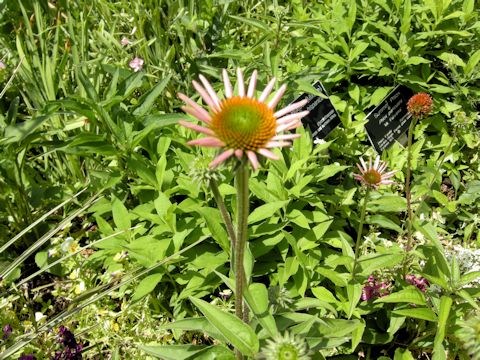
xmin=0 ymin=0 xmax=479 ymax=359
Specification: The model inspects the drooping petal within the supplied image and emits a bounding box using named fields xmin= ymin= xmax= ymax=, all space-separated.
xmin=179 ymin=120 xmax=215 ymax=136
xmin=247 ymin=70 xmax=257 ymax=98
xmin=192 ymin=80 xmax=218 ymax=112
xmin=237 ymin=68 xmax=245 ymax=97
xmin=265 ymin=141 xmax=291 ymax=148
xmin=187 ymin=137 xmax=225 ymax=147
xmin=199 ymin=74 xmax=221 ymax=109
xmin=181 ymin=106 xmax=211 ymax=124
xmin=272 ymin=133 xmax=302 ymax=141
xmin=378 ymin=161 xmax=388 ymax=173
xmin=209 ymin=149 xmax=235 ymax=168
xmin=258 ymin=77 xmax=276 ymax=102
xmin=235 ymin=149 xmax=243 ymax=159
xmin=178 ymin=93 xmax=212 ymax=123
xmin=223 ymin=69 xmax=233 ymax=98
xmin=276 ymin=110 xmax=309 ymax=125
xmin=268 ymin=84 xmax=287 ymax=109
xmin=258 ymin=148 xmax=280 ymax=160
xmin=247 ymin=150 xmax=259 ymax=170
xmin=359 ymin=157 xmax=368 ymax=172
xmin=381 ymin=170 xmax=398 ymax=179
xmin=274 ymin=99 xmax=308 ymax=118
xmin=356 ymin=163 xmax=366 ymax=174
xmin=373 ymin=156 xmax=380 ymax=171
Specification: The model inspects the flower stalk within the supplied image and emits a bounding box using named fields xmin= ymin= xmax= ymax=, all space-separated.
xmin=210 ymin=178 xmax=236 ymax=250
xmin=352 ymin=187 xmax=370 ymax=279
xmin=405 ymin=117 xmax=416 ymax=253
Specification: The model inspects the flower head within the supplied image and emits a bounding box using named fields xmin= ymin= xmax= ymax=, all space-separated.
xmin=353 ymin=156 xmax=397 ymax=189
xmin=178 ymin=68 xmax=309 ymax=169
xmin=261 ymin=332 xmax=310 ymax=360
xmin=361 ymin=275 xmax=391 ymax=301
xmin=129 ymin=57 xmax=143 ymax=72
xmin=405 ymin=274 xmax=429 ymax=292
xmin=2 ymin=324 xmax=12 ymax=340
xmin=407 ymin=93 xmax=433 ymax=118
xmin=120 ymin=37 xmax=131 ymax=46
xmin=0 ymin=61 xmax=6 ymax=70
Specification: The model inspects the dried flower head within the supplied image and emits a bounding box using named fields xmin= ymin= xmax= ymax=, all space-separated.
xmin=261 ymin=332 xmax=310 ymax=360
xmin=178 ymin=68 xmax=309 ymax=169
xmin=407 ymin=93 xmax=433 ymax=118
xmin=129 ymin=57 xmax=143 ymax=72
xmin=353 ymin=156 xmax=397 ymax=189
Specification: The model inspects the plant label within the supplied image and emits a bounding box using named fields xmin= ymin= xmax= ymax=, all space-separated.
xmin=293 ymin=81 xmax=341 ymax=140
xmin=364 ymin=85 xmax=414 ymax=152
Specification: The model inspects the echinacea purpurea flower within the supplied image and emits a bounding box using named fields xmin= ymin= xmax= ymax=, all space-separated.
xmin=407 ymin=93 xmax=433 ymax=118
xmin=353 ymin=156 xmax=397 ymax=189
xmin=178 ymin=68 xmax=309 ymax=169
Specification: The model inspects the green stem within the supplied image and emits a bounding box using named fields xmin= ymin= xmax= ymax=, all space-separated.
xmin=210 ymin=178 xmax=237 ymax=251
xmin=352 ymin=186 xmax=370 ymax=280
xmin=405 ymin=118 xmax=417 ymax=252
xmin=235 ymin=160 xmax=249 ymax=360
xmin=403 ymin=117 xmax=417 ymax=276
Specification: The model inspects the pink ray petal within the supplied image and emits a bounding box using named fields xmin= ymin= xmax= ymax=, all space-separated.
xmin=268 ymin=84 xmax=287 ymax=109
xmin=378 ymin=162 xmax=388 ymax=173
xmin=373 ymin=156 xmax=380 ymax=171
xmin=258 ymin=148 xmax=280 ymax=160
xmin=247 ymin=70 xmax=257 ymax=98
xmin=356 ymin=163 xmax=366 ymax=174
xmin=274 ymin=99 xmax=308 ymax=118
xmin=178 ymin=120 xmax=214 ymax=136
xmin=276 ymin=119 xmax=302 ymax=132
xmin=258 ymin=77 xmax=276 ymax=102
xmin=235 ymin=149 xmax=243 ymax=159
xmin=199 ymin=74 xmax=221 ymax=109
xmin=209 ymin=149 xmax=234 ymax=168
xmin=382 ymin=170 xmax=398 ymax=179
xmin=272 ymin=133 xmax=302 ymax=141
xmin=223 ymin=69 xmax=233 ymax=98
xmin=353 ymin=174 xmax=364 ymax=181
xmin=192 ymin=80 xmax=218 ymax=112
xmin=276 ymin=110 xmax=309 ymax=125
xmin=237 ymin=68 xmax=245 ymax=97
xmin=181 ymin=105 xmax=211 ymax=124
xmin=380 ymin=180 xmax=395 ymax=185
xmin=265 ymin=141 xmax=291 ymax=148
xmin=187 ymin=137 xmax=225 ymax=147
xmin=178 ymin=93 xmax=212 ymax=123
xmin=368 ymin=157 xmax=372 ymax=169
xmin=360 ymin=157 xmax=367 ymax=172
xmin=247 ymin=150 xmax=259 ymax=170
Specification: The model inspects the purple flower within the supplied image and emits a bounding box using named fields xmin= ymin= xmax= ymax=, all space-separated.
xmin=361 ymin=275 xmax=390 ymax=301
xmin=129 ymin=57 xmax=143 ymax=72
xmin=54 ymin=326 xmax=83 ymax=359
xmin=405 ymin=274 xmax=429 ymax=292
xmin=2 ymin=324 xmax=12 ymax=340
xmin=18 ymin=355 xmax=36 ymax=360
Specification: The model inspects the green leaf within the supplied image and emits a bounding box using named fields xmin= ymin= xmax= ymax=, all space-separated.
xmin=366 ymin=215 xmax=402 ymax=232
xmin=437 ymin=52 xmax=465 ymax=67
xmin=405 ymin=56 xmax=431 ymax=65
xmin=243 ymin=283 xmax=278 ymax=337
xmin=433 ymin=296 xmax=452 ymax=353
xmin=346 ymin=283 xmax=362 ymax=319
xmin=367 ymin=195 xmax=406 ymax=212
xmin=394 ymin=348 xmax=415 ymax=360
xmin=375 ymin=288 xmax=426 ymax=306
xmin=316 ymin=164 xmax=349 ymax=182
xmin=132 ymin=273 xmax=163 ymax=302
xmin=358 ymin=253 xmax=403 ymax=275
xmin=190 ymin=297 xmax=259 ymax=357
xmin=112 ymin=196 xmax=131 ymax=230
xmin=465 ymin=49 xmax=480 ymax=76
xmin=393 ymin=308 xmax=437 ymax=322
xmin=248 ymin=200 xmax=288 ymax=224
xmin=196 ymin=207 xmax=230 ymax=254
xmin=133 ymin=74 xmax=172 ymax=116
xmin=159 ymin=317 xmax=228 ymax=343
xmin=137 ymin=344 xmax=233 ymax=360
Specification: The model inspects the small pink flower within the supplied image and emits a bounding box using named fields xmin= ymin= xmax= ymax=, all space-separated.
xmin=120 ymin=37 xmax=131 ymax=46
xmin=0 ymin=61 xmax=6 ymax=70
xmin=361 ymin=275 xmax=391 ymax=301
xmin=405 ymin=274 xmax=429 ymax=292
xmin=129 ymin=57 xmax=143 ymax=72
xmin=354 ymin=155 xmax=398 ymax=189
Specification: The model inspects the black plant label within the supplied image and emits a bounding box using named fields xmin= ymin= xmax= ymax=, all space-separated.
xmin=293 ymin=81 xmax=341 ymax=140
xmin=364 ymin=85 xmax=414 ymax=152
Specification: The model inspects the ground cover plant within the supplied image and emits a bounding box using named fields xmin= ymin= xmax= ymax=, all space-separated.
xmin=1 ymin=0 xmax=480 ymax=359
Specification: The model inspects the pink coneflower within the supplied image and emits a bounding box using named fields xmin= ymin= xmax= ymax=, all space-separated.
xmin=129 ymin=57 xmax=143 ymax=72
xmin=178 ymin=68 xmax=309 ymax=169
xmin=354 ymin=156 xmax=397 ymax=189
xmin=407 ymin=93 xmax=433 ymax=118
xmin=120 ymin=37 xmax=131 ymax=46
